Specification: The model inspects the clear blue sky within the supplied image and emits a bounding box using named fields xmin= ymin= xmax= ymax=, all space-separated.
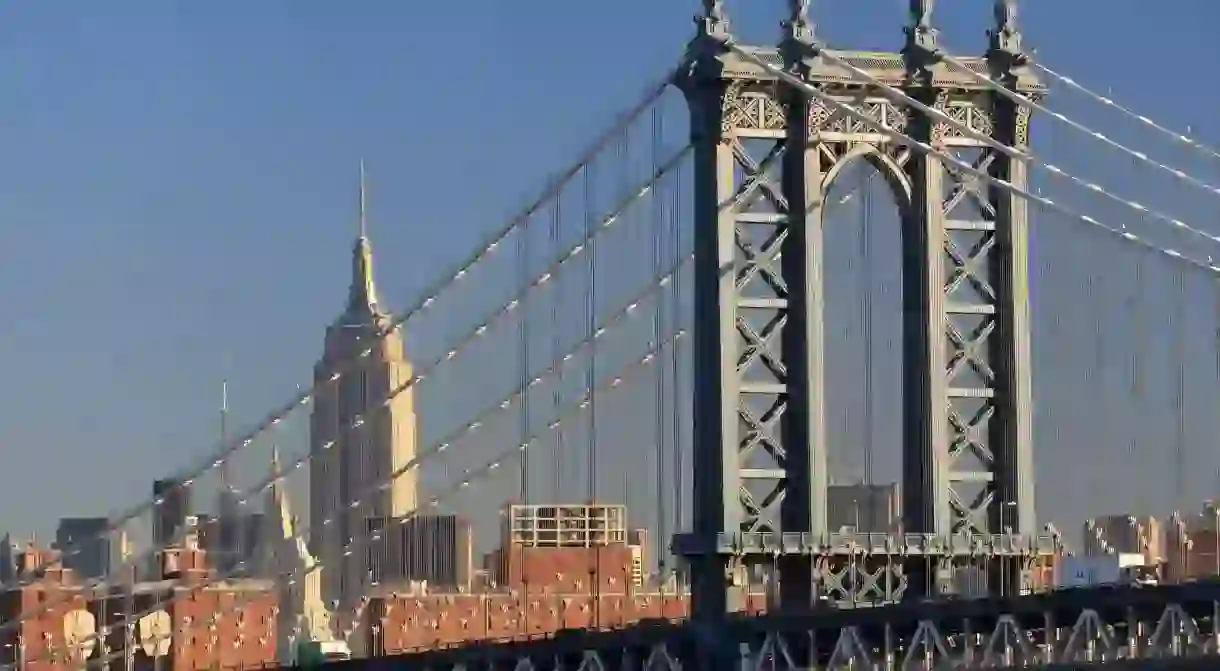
xmin=2 ymin=1 xmax=1219 ymax=543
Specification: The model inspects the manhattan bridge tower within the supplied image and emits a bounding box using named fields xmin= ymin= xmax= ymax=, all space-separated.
xmin=672 ymin=0 xmax=1058 ymax=623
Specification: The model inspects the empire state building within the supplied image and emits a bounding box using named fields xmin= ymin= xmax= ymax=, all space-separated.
xmin=309 ymin=166 xmax=419 ymax=607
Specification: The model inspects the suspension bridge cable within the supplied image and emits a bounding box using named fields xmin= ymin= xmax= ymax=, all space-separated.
xmin=9 ymin=255 xmax=696 ymax=671
xmin=4 ymin=82 xmax=692 ymax=592
xmin=550 ymin=192 xmax=564 ymax=504
xmin=4 ymin=150 xmax=694 ymax=638
xmin=67 ymin=324 xmax=692 ymax=671
xmin=936 ymin=51 xmax=1220 ymax=199
xmin=1173 ymin=266 xmax=1188 ymax=514
xmin=1030 ymin=60 xmax=1220 ymax=165
xmin=810 ymin=49 xmax=1220 ymax=251
xmin=727 ymin=44 xmax=1220 ymax=277
xmin=650 ymin=104 xmax=668 ymax=584
xmin=516 ymin=196 xmax=532 ymax=638
xmin=583 ymin=135 xmax=600 ymax=630
xmin=1083 ymin=230 xmax=1103 ymax=522
xmin=861 ymin=166 xmax=876 ymax=525
xmin=1132 ymin=249 xmax=1148 ymax=518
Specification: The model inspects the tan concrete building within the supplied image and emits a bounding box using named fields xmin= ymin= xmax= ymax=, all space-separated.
xmin=309 ymin=169 xmax=419 ymax=608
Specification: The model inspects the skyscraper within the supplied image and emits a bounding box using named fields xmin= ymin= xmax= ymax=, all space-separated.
xmin=54 ymin=517 xmax=115 ymax=579
xmin=309 ymin=164 xmax=419 ymax=607
xmin=152 ymin=479 xmax=190 ymax=549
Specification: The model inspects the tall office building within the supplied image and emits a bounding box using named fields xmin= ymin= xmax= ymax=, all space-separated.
xmin=309 ymin=165 xmax=420 ymax=608
xmin=152 ymin=479 xmax=190 ymax=548
xmin=54 ymin=517 xmax=129 ymax=580
xmin=0 ymin=534 xmax=16 ymax=582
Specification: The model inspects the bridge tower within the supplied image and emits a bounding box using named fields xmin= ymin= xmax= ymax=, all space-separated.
xmin=674 ymin=0 xmax=1053 ymax=623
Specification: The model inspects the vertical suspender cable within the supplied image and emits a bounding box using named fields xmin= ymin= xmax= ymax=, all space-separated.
xmin=583 ymin=155 xmax=599 ymax=629
xmin=651 ymin=105 xmax=668 ymax=590
xmin=1078 ymin=225 xmax=1097 ymax=522
xmin=551 ymin=193 xmax=564 ymax=503
xmin=1088 ymin=237 xmax=1105 ymax=522
xmin=1132 ymin=250 xmax=1147 ymax=516
xmin=1173 ymin=265 xmax=1188 ymax=513
xmin=517 ymin=213 xmax=531 ymax=636
xmin=861 ymin=167 xmax=876 ymax=530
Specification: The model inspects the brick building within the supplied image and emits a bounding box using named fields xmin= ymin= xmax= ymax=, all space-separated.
xmin=371 ymin=591 xmax=768 ymax=654
xmin=0 ymin=543 xmax=279 ymax=671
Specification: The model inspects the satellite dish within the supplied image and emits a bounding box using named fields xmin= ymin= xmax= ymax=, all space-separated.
xmin=62 ymin=609 xmax=96 ymax=664
xmin=138 ymin=610 xmax=172 ymax=658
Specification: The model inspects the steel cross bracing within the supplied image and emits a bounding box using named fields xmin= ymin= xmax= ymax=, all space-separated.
xmin=401 ymin=581 xmax=1220 ymax=669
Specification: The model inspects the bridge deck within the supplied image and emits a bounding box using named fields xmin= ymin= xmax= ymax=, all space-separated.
xmin=388 ymin=579 xmax=1220 ymax=669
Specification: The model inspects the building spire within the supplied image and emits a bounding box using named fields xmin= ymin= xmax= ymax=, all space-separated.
xmin=359 ymin=159 xmax=368 ymax=240
xmin=219 ymin=378 xmax=232 ymax=488
xmin=348 ymin=160 xmax=380 ymax=315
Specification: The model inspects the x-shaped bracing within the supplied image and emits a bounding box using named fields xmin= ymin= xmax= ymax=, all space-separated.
xmin=948 ymin=401 xmax=996 ymax=471
xmin=946 ymin=316 xmax=996 ymax=385
xmin=737 ymin=311 xmax=788 ymax=380
xmin=942 ymin=149 xmax=998 ymax=220
xmin=739 ymin=396 xmax=787 ymax=468
xmin=731 ymin=140 xmax=790 ymax=214
xmin=949 ymin=482 xmax=996 ymax=534
xmin=734 ymin=226 xmax=788 ymax=298
xmin=740 ymin=477 xmax=785 ymax=533
xmin=945 ymin=232 xmax=997 ymax=304
xmin=739 ymin=395 xmax=787 ymax=533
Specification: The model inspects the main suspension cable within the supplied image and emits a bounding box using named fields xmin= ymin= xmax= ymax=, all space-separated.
xmin=1031 ymin=60 xmax=1220 ymax=165
xmin=937 ymin=51 xmax=1220 ymax=200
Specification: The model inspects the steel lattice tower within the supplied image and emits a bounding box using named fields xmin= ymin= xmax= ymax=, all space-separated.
xmin=674 ymin=0 xmax=1054 ymax=623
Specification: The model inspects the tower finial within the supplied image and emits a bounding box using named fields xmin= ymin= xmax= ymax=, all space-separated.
xmin=696 ymin=0 xmax=730 ymax=42
xmin=347 ymin=162 xmax=381 ymax=315
xmin=359 ymin=159 xmax=368 ymax=240
xmin=988 ymin=0 xmax=1024 ymax=58
xmin=218 ymin=375 xmax=235 ymax=494
xmin=904 ymin=0 xmax=940 ymax=78
xmin=784 ymin=0 xmax=818 ymax=46
xmin=911 ymin=0 xmax=936 ymax=32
